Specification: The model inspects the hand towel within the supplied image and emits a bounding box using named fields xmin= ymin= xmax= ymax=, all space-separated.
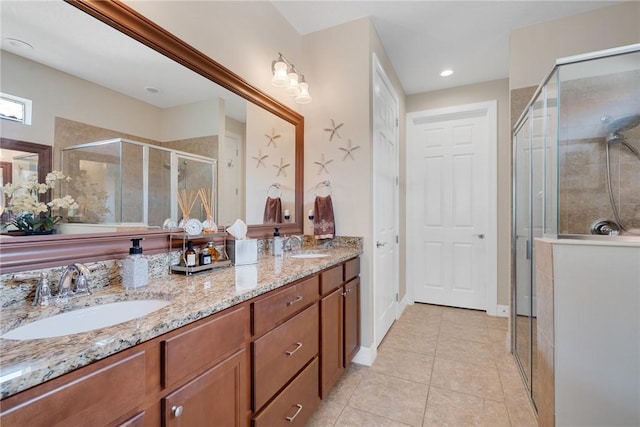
xmin=263 ymin=196 xmax=283 ymax=223
xmin=313 ymin=195 xmax=335 ymax=239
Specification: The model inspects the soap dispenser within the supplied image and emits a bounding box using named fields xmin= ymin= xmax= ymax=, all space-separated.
xmin=273 ymin=227 xmax=283 ymax=256
xmin=122 ymin=238 xmax=149 ymax=289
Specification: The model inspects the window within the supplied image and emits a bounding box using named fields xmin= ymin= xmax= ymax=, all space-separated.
xmin=0 ymin=92 xmax=32 ymax=125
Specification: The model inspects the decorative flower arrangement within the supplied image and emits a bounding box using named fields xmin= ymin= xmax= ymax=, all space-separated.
xmin=2 ymin=171 xmax=79 ymax=234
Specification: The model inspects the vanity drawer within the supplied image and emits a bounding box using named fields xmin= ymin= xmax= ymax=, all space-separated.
xmin=344 ymin=257 xmax=360 ymax=282
xmin=320 ymin=264 xmax=343 ymax=295
xmin=253 ymin=357 xmax=320 ymax=427
xmin=253 ymin=275 xmax=319 ymax=336
xmin=162 ymin=305 xmax=247 ymax=388
xmin=253 ymin=303 xmax=319 ymax=411
xmin=0 ymin=350 xmax=145 ymax=427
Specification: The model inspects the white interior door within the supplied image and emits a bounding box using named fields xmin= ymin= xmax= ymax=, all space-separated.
xmin=407 ymin=102 xmax=497 ymax=312
xmin=372 ymin=54 xmax=399 ymax=346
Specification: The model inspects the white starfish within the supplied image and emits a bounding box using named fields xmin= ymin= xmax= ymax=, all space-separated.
xmin=339 ymin=139 xmax=361 ymax=161
xmin=323 ymin=119 xmax=344 ymax=142
xmin=265 ymin=128 xmax=281 ymax=148
xmin=314 ymin=154 xmax=334 ymax=175
xmin=273 ymin=157 xmax=291 ymax=177
xmin=252 ymin=150 xmax=268 ymax=168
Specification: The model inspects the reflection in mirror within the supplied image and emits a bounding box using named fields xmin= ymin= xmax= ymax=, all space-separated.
xmin=0 ymin=0 xmax=297 ymax=233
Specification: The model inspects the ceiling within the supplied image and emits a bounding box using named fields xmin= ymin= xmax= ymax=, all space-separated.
xmin=271 ymin=0 xmax=626 ymax=95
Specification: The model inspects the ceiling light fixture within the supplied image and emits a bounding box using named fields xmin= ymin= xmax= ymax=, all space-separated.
xmin=440 ymin=69 xmax=454 ymax=77
xmin=271 ymin=53 xmax=312 ymax=104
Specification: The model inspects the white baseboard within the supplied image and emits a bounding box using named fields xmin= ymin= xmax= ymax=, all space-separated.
xmin=397 ymin=293 xmax=411 ymax=318
xmin=494 ymin=305 xmax=509 ymax=317
xmin=352 ymin=345 xmax=377 ymax=366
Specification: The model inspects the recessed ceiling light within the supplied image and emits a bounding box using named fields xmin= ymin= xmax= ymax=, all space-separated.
xmin=144 ymin=86 xmax=161 ymax=94
xmin=440 ymin=69 xmax=454 ymax=77
xmin=3 ymin=38 xmax=33 ymax=50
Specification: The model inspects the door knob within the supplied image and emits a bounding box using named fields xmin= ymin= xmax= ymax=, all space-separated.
xmin=473 ymin=233 xmax=485 ymax=239
xmin=376 ymin=241 xmax=387 ymax=248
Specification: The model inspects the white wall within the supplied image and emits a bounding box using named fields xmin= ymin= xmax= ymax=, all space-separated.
xmin=510 ymin=1 xmax=640 ymax=90
xmin=0 ymin=51 xmax=163 ymax=146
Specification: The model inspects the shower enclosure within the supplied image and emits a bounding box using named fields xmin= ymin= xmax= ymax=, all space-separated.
xmin=512 ymin=44 xmax=640 ymax=411
xmin=61 ymin=138 xmax=216 ymax=230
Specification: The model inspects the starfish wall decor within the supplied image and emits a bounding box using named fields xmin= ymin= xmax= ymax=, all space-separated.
xmin=323 ymin=119 xmax=344 ymax=142
xmin=339 ymin=139 xmax=361 ymax=161
xmin=314 ymin=154 xmax=334 ymax=175
xmin=265 ymin=128 xmax=281 ymax=148
xmin=252 ymin=150 xmax=268 ymax=168
xmin=273 ymin=157 xmax=291 ymax=177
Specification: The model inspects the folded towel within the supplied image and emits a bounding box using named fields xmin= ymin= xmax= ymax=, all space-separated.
xmin=263 ymin=196 xmax=283 ymax=223
xmin=313 ymin=195 xmax=335 ymax=239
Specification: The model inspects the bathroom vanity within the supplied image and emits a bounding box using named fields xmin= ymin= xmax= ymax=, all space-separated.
xmin=0 ymin=246 xmax=361 ymax=426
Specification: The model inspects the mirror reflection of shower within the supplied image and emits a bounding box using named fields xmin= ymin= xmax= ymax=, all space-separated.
xmin=598 ymin=113 xmax=640 ymax=234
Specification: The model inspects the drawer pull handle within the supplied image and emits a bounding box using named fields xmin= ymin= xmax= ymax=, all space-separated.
xmin=171 ymin=405 xmax=184 ymax=418
xmin=285 ymin=404 xmax=303 ymax=422
xmin=286 ymin=295 xmax=303 ymax=306
xmin=285 ymin=342 xmax=303 ymax=356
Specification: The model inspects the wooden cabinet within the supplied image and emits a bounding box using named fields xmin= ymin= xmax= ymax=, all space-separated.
xmin=0 ymin=256 xmax=360 ymax=427
xmin=0 ymin=349 xmax=146 ymax=427
xmin=162 ymin=349 xmax=247 ymax=427
xmin=320 ymin=258 xmax=361 ymax=398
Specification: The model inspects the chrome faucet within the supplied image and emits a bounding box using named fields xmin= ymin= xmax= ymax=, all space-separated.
xmin=33 ymin=272 xmax=53 ymax=306
xmin=57 ymin=263 xmax=91 ymax=301
xmin=283 ymin=235 xmax=303 ymax=252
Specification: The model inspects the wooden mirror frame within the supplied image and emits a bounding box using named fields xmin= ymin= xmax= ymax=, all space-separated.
xmin=0 ymin=0 xmax=303 ymax=273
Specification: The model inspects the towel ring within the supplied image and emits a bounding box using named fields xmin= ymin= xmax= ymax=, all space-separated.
xmin=267 ymin=183 xmax=282 ymax=198
xmin=314 ymin=180 xmax=332 ymax=197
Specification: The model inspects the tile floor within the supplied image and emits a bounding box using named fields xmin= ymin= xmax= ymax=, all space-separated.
xmin=307 ymin=303 xmax=538 ymax=427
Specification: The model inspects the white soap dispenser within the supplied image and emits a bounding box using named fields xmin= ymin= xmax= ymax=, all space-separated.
xmin=273 ymin=227 xmax=283 ymax=256
xmin=123 ymin=238 xmax=149 ymax=289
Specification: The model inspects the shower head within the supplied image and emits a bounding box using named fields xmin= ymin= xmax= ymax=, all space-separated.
xmin=601 ymin=113 xmax=640 ymax=143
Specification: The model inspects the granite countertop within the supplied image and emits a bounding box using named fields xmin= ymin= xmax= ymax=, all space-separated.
xmin=0 ymin=245 xmax=362 ymax=399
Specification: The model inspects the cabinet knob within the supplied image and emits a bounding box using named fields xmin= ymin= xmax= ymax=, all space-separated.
xmin=171 ymin=405 xmax=184 ymax=418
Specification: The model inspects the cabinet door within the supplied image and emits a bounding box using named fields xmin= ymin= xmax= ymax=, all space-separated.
xmin=344 ymin=277 xmax=360 ymax=367
xmin=320 ymin=286 xmax=344 ymax=398
xmin=162 ymin=349 xmax=248 ymax=427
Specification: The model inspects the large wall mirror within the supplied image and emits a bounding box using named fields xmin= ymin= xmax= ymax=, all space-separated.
xmin=0 ymin=0 xmax=303 ymax=272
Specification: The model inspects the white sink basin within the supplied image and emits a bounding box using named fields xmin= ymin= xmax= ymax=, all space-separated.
xmin=0 ymin=300 xmax=170 ymax=341
xmin=290 ymin=253 xmax=330 ymax=259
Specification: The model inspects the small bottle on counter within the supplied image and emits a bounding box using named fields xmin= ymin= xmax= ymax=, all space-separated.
xmin=199 ymin=244 xmax=212 ymax=266
xmin=273 ymin=227 xmax=283 ymax=256
xmin=207 ymin=242 xmax=220 ymax=262
xmin=184 ymin=240 xmax=197 ymax=267
xmin=123 ymin=238 xmax=148 ymax=289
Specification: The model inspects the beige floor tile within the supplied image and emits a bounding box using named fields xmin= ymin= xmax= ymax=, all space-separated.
xmin=439 ymin=319 xmax=491 ymax=344
xmin=436 ymin=337 xmax=496 ymax=367
xmin=306 ymin=399 xmax=344 ymax=427
xmin=380 ymin=324 xmax=439 ymax=355
xmin=326 ymin=363 xmax=370 ymax=405
xmin=373 ymin=345 xmax=434 ymax=384
xmin=423 ymin=387 xmax=511 ymax=427
xmin=488 ymin=325 xmax=509 ymax=343
xmin=430 ymin=358 xmax=504 ymax=402
xmin=335 ymin=406 xmax=412 ymax=427
xmin=505 ymin=400 xmax=538 ymax=427
xmin=441 ymin=307 xmax=488 ymax=328
xmin=486 ymin=315 xmax=508 ymax=331
xmin=392 ymin=316 xmax=441 ymax=337
xmin=349 ymin=372 xmax=429 ymax=427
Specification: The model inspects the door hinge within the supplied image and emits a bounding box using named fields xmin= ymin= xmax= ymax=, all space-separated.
xmin=396 ymin=235 xmax=399 ymax=244
xmin=395 ymin=176 xmax=399 ymax=186
xmin=395 ymin=292 xmax=399 ymax=302
xmin=395 ymin=117 xmax=399 ymax=127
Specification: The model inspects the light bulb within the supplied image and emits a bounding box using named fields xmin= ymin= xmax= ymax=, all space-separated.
xmin=295 ymin=81 xmax=312 ymax=104
xmin=272 ymin=61 xmax=289 ymax=87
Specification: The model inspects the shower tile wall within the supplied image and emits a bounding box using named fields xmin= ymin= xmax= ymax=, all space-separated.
xmin=558 ymin=70 xmax=640 ymax=234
